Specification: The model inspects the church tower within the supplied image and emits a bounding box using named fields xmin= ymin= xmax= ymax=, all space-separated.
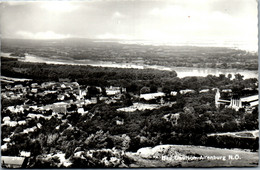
xmin=215 ymin=88 xmax=221 ymax=108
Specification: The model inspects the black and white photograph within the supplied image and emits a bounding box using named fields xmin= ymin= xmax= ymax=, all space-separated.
xmin=0 ymin=0 xmax=259 ymax=168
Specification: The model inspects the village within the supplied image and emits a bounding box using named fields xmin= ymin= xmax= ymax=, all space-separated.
xmin=1 ymin=75 xmax=259 ymax=168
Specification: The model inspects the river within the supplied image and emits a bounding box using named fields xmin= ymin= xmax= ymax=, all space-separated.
xmin=1 ymin=52 xmax=258 ymax=79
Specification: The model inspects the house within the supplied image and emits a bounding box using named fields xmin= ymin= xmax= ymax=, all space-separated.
xmin=180 ymin=89 xmax=195 ymax=94
xmin=2 ymin=117 xmax=18 ymax=127
xmin=77 ymin=108 xmax=88 ymax=115
xmin=38 ymin=92 xmax=44 ymax=97
xmin=18 ymin=120 xmax=26 ymax=125
xmin=41 ymin=82 xmax=56 ymax=89
xmin=5 ymin=91 xmax=14 ymax=97
xmin=2 ymin=116 xmax=11 ymax=122
xmin=1 ymin=156 xmax=28 ymax=168
xmin=1 ymin=143 xmax=8 ymax=151
xmin=43 ymin=90 xmax=57 ymax=95
xmin=10 ymin=95 xmax=19 ymax=100
xmin=37 ymin=123 xmax=42 ymax=129
xmin=77 ymin=108 xmax=84 ymax=113
xmin=105 ymin=86 xmax=126 ymax=96
xmin=222 ymin=89 xmax=232 ymax=93
xmin=31 ymin=88 xmax=38 ymax=93
xmin=74 ymin=151 xmax=84 ymax=158
xmin=199 ymin=89 xmax=210 ymax=93
xmin=20 ymin=151 xmax=31 ymax=157
xmin=140 ymin=92 xmax=165 ymax=100
xmin=13 ymin=84 xmax=24 ymax=90
xmin=90 ymin=97 xmax=98 ymax=104
xmin=100 ymin=96 xmax=109 ymax=101
xmin=116 ymin=119 xmax=124 ymax=125
xmin=22 ymin=126 xmax=37 ymax=134
xmin=3 ymin=138 xmax=11 ymax=143
xmin=7 ymin=105 xmax=24 ymax=113
xmin=29 ymin=105 xmax=38 ymax=110
xmin=57 ymin=94 xmax=65 ymax=101
xmin=61 ymin=84 xmax=66 ymax=89
xmin=5 ymin=85 xmax=12 ymax=90
xmin=31 ymin=83 xmax=38 ymax=88
xmin=170 ymin=91 xmax=177 ymax=96
xmin=52 ymin=102 xmax=68 ymax=114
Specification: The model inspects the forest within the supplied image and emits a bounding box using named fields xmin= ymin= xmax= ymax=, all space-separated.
xmin=1 ymin=57 xmax=257 ymax=94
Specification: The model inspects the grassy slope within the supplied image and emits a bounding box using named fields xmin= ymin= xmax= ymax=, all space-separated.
xmin=126 ymin=145 xmax=258 ymax=167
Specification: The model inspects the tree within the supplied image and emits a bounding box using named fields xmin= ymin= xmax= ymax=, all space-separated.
xmin=67 ymin=104 xmax=77 ymax=112
xmin=234 ymin=73 xmax=244 ymax=81
xmin=122 ymin=93 xmax=133 ymax=107
xmin=162 ymin=86 xmax=171 ymax=96
xmin=228 ymin=74 xmax=232 ymax=80
xmin=101 ymin=86 xmax=107 ymax=96
xmin=150 ymin=85 xmax=158 ymax=93
xmin=221 ymin=63 xmax=228 ymax=68
xmin=87 ymin=86 xmax=100 ymax=97
xmin=126 ymin=83 xmax=138 ymax=93
xmin=31 ymin=140 xmax=42 ymax=157
xmin=111 ymin=134 xmax=131 ymax=151
xmin=182 ymin=77 xmax=200 ymax=91
xmin=84 ymin=130 xmax=110 ymax=149
xmin=171 ymin=77 xmax=183 ymax=93
xmin=219 ymin=74 xmax=226 ymax=81
xmin=183 ymin=106 xmax=195 ymax=115
xmin=140 ymin=86 xmax=150 ymax=94
xmin=223 ymin=121 xmax=238 ymax=131
xmin=177 ymin=111 xmax=196 ymax=133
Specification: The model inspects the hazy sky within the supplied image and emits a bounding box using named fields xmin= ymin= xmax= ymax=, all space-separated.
xmin=0 ymin=0 xmax=258 ymax=50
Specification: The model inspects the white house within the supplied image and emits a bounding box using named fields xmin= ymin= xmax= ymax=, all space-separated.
xmin=140 ymin=92 xmax=165 ymax=100
xmin=180 ymin=89 xmax=195 ymax=94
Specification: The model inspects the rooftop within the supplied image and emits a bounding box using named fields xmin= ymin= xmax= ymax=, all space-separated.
xmin=1 ymin=156 xmax=26 ymax=168
xmin=240 ymin=95 xmax=258 ymax=102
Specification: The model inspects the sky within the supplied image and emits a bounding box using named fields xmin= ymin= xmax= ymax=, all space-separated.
xmin=0 ymin=0 xmax=258 ymax=51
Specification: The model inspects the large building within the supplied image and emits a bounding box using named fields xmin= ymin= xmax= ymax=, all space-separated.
xmin=1 ymin=156 xmax=28 ymax=168
xmin=215 ymin=88 xmax=258 ymax=112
